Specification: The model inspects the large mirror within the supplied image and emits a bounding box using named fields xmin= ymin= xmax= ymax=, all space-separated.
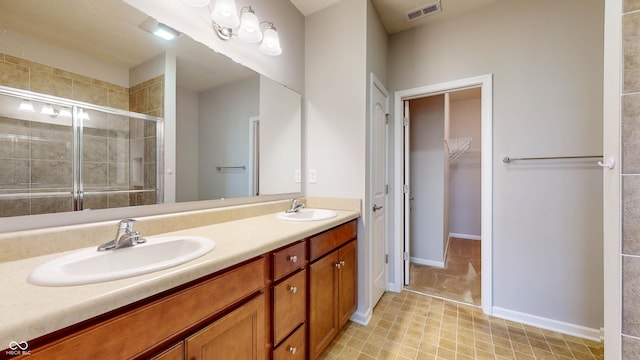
xmin=0 ymin=0 xmax=302 ymax=221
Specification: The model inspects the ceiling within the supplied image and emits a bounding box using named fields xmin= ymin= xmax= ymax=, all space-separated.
xmin=289 ymin=0 xmax=499 ymax=34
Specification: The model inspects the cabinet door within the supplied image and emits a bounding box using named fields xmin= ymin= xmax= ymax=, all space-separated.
xmin=185 ymin=294 xmax=265 ymax=360
xmin=338 ymin=240 xmax=357 ymax=328
xmin=273 ymin=269 xmax=306 ymax=345
xmin=272 ymin=325 xmax=305 ymax=360
xmin=308 ymin=251 xmax=339 ymax=360
xmin=150 ymin=342 xmax=184 ymax=360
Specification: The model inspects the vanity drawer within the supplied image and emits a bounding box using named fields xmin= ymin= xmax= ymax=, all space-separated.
xmin=309 ymin=220 xmax=357 ymax=262
xmin=273 ymin=325 xmax=306 ymax=360
xmin=273 ymin=269 xmax=306 ymax=345
xmin=273 ymin=241 xmax=306 ymax=281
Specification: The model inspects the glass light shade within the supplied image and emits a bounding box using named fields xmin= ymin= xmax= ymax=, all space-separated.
xmin=58 ymin=108 xmax=72 ymax=118
xmin=180 ymin=0 xmax=210 ymax=6
xmin=41 ymin=104 xmax=56 ymax=116
xmin=211 ymin=0 xmax=239 ymax=29
xmin=260 ymin=27 xmax=282 ymax=56
xmin=238 ymin=11 xmax=262 ymax=43
xmin=19 ymin=100 xmax=35 ymax=112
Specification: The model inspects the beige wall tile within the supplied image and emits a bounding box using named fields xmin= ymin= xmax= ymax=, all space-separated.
xmin=623 ymin=335 xmax=640 ymax=359
xmin=624 ymin=13 xmax=640 ymax=93
xmin=623 ymin=176 xmax=640 ymax=255
xmin=623 ymin=256 xmax=640 ymax=337
xmin=30 ymin=70 xmax=73 ymax=101
xmin=622 ymin=94 xmax=640 ymax=173
xmin=625 ymin=0 xmax=640 ymax=13
xmin=0 ymin=61 xmax=29 ymax=90
xmin=72 ymin=80 xmax=109 ymax=106
xmin=108 ymin=89 xmax=129 ymax=110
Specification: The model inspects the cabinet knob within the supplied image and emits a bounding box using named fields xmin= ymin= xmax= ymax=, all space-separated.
xmin=340 ymin=260 xmax=346 ymax=267
xmin=289 ymin=255 xmax=298 ymax=263
xmin=335 ymin=263 xmax=341 ymax=269
xmin=288 ymin=346 xmax=297 ymax=355
xmin=289 ymin=286 xmax=298 ymax=294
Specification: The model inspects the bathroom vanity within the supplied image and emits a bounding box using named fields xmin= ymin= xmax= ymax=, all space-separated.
xmin=0 ymin=204 xmax=359 ymax=360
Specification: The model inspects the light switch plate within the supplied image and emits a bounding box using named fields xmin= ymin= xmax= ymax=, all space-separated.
xmin=309 ymin=169 xmax=317 ymax=183
xmin=295 ymin=169 xmax=301 ymax=183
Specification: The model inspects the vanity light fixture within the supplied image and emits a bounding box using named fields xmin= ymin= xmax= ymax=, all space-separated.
xmin=179 ymin=0 xmax=282 ymax=56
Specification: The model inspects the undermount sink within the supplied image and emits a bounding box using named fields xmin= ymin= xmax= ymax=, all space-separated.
xmin=28 ymin=235 xmax=215 ymax=286
xmin=276 ymin=208 xmax=337 ymax=222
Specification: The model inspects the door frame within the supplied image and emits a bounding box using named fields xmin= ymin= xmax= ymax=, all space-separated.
xmin=391 ymin=74 xmax=493 ymax=314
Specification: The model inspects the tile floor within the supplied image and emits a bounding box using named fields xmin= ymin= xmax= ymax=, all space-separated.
xmin=317 ymin=291 xmax=604 ymax=360
xmin=406 ymin=238 xmax=482 ymax=306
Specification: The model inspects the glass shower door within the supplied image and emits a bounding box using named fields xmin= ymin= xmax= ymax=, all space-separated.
xmin=0 ymin=93 xmax=75 ymax=216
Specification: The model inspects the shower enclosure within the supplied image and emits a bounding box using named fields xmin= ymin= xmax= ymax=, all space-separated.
xmin=0 ymin=86 xmax=163 ymax=217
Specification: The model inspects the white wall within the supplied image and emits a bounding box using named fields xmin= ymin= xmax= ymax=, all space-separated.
xmin=176 ymin=87 xmax=199 ymax=202
xmin=410 ymin=95 xmax=447 ymax=265
xmin=306 ymin=0 xmax=373 ymax=322
xmin=259 ymin=76 xmax=301 ymax=195
xmin=449 ymin=96 xmax=481 ymax=237
xmin=198 ymin=76 xmax=259 ymax=199
xmin=389 ymin=0 xmax=604 ymax=331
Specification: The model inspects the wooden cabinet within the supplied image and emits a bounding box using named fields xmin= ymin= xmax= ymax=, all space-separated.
xmin=150 ymin=343 xmax=184 ymax=360
xmin=22 ymin=257 xmax=265 ymax=360
xmin=308 ymin=221 xmax=358 ymax=360
xmin=185 ymin=294 xmax=265 ymax=360
xmin=270 ymin=241 xmax=307 ymax=360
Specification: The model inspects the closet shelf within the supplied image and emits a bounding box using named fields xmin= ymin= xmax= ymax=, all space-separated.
xmin=445 ymin=137 xmax=472 ymax=163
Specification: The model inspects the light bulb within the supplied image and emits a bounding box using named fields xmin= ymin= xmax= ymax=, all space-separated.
xmin=19 ymin=100 xmax=35 ymax=112
xmin=260 ymin=27 xmax=282 ymax=56
xmin=41 ymin=104 xmax=56 ymax=116
xmin=238 ymin=9 xmax=262 ymax=43
xmin=211 ymin=0 xmax=239 ymax=29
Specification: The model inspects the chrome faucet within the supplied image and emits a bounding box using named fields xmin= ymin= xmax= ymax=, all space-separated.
xmin=285 ymin=198 xmax=306 ymax=213
xmin=97 ymin=219 xmax=146 ymax=251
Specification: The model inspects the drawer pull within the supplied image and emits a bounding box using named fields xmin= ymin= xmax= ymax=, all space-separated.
xmin=289 ymin=286 xmax=298 ymax=294
xmin=289 ymin=255 xmax=298 ymax=263
xmin=288 ymin=346 xmax=297 ymax=355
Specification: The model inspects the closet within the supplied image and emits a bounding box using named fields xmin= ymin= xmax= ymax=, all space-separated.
xmin=406 ymin=87 xmax=481 ymax=305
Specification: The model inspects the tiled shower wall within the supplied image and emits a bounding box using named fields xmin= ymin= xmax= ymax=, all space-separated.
xmin=622 ymin=0 xmax=640 ymax=357
xmin=0 ymin=54 xmax=163 ymax=216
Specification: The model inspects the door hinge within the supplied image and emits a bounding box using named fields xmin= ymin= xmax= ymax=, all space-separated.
xmin=385 ymin=113 xmax=390 ymax=125
xmin=403 ymin=184 xmax=409 ymax=194
xmin=403 ymin=252 xmax=409 ymax=261
xmin=385 ymin=184 xmax=389 ymax=194
xmin=385 ymin=254 xmax=389 ymax=264
xmin=403 ymin=117 xmax=409 ymax=127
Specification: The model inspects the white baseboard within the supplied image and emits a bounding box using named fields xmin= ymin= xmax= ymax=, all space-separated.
xmin=449 ymin=232 xmax=481 ymax=241
xmin=350 ymin=307 xmax=372 ymax=326
xmin=492 ymin=306 xmax=602 ymax=342
xmin=411 ymin=256 xmax=445 ymax=268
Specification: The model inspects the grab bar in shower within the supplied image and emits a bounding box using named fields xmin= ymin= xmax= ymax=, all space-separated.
xmin=216 ymin=165 xmax=246 ymax=171
xmin=502 ymin=155 xmax=603 ymax=163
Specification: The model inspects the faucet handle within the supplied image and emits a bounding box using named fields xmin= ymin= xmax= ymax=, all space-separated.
xmin=119 ymin=218 xmax=137 ymax=230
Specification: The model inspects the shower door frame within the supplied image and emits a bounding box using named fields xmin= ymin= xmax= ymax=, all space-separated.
xmin=0 ymin=85 xmax=164 ymax=214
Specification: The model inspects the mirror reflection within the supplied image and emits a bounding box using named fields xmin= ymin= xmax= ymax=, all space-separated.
xmin=0 ymin=0 xmax=302 ymax=217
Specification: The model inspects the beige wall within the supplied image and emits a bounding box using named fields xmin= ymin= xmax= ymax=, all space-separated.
xmin=390 ymin=0 xmax=604 ymax=333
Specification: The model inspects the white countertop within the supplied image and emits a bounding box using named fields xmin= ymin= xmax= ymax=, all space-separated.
xmin=0 ymin=209 xmax=359 ymax=346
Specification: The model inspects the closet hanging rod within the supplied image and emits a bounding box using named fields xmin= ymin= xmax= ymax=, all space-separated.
xmin=502 ymin=155 xmax=602 ymax=163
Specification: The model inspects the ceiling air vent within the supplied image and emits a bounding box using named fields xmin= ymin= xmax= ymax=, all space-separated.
xmin=404 ymin=1 xmax=442 ymax=22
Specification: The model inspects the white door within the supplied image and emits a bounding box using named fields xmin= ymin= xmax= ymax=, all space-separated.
xmin=371 ymin=75 xmax=389 ymax=306
xmin=403 ymin=100 xmax=411 ymax=285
